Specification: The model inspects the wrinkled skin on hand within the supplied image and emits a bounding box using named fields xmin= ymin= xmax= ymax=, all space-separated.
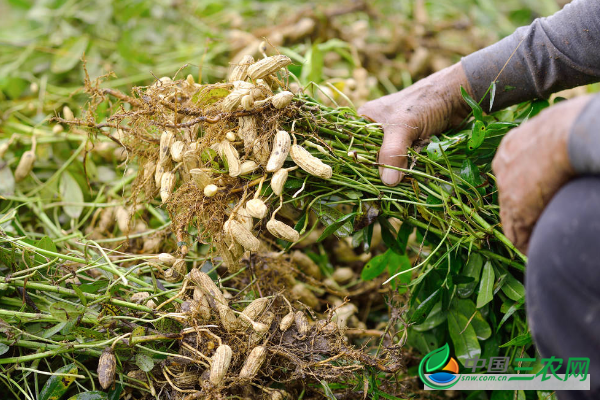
xmin=358 ymin=63 xmax=472 ymax=186
xmin=492 ymin=95 xmax=592 ymax=254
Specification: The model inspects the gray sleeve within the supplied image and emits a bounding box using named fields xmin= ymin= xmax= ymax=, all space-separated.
xmin=568 ymin=94 xmax=600 ymax=174
xmin=461 ymin=0 xmax=600 ymax=112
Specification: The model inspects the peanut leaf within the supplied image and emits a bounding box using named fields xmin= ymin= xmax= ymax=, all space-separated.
xmin=39 ymin=363 xmax=78 ymax=400
xmin=59 ymin=171 xmax=84 ymax=219
xmin=476 ymin=261 xmax=494 ymax=308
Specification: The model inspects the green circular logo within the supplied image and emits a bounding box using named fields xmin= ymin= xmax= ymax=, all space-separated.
xmin=419 ymin=344 xmax=460 ymax=390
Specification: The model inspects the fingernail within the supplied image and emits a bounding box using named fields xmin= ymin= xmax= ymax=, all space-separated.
xmin=380 ymin=168 xmax=401 ymax=186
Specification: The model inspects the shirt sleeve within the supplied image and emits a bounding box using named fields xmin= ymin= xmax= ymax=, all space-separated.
xmin=461 ymin=0 xmax=600 ymax=112
xmin=568 ymin=94 xmax=600 ymax=174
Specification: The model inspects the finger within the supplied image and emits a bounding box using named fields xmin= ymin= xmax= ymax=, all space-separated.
xmin=499 ymin=204 xmax=517 ymax=246
xmin=498 ymin=188 xmax=532 ymax=254
xmin=378 ymin=127 xmax=415 ymax=186
xmin=357 ymin=105 xmax=376 ymax=123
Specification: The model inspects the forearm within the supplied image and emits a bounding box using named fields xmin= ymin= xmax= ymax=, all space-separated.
xmin=461 ymin=0 xmax=600 ymax=111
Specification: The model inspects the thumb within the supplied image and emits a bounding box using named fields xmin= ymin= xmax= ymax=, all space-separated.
xmin=378 ymin=127 xmax=415 ymax=186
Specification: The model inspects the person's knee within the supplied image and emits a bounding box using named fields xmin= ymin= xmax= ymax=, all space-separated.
xmin=528 ymin=176 xmax=600 ymax=283
xmin=525 ymin=177 xmax=600 ymax=399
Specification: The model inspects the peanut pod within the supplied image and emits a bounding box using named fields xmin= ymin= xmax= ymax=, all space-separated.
xmin=270 ymin=168 xmax=288 ymax=196
xmin=266 ymin=130 xmax=291 ymax=172
xmin=225 ymin=220 xmax=260 ymax=252
xmin=266 ymin=219 xmax=300 ymax=242
xmin=290 ymin=144 xmax=332 ymax=179
xmin=247 ymin=55 xmax=292 ymax=80
xmin=209 ymin=344 xmax=232 ymax=385
xmin=239 ymin=346 xmax=267 ymax=379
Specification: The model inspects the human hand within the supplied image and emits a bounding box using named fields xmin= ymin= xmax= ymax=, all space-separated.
xmin=358 ymin=63 xmax=472 ymax=186
xmin=492 ymin=96 xmax=593 ymax=253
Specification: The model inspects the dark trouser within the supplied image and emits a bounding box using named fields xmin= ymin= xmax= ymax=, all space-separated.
xmin=527 ymin=177 xmax=600 ymax=400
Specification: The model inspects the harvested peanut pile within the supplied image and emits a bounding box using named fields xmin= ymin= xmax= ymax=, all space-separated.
xmin=129 ymin=267 xmax=403 ymax=400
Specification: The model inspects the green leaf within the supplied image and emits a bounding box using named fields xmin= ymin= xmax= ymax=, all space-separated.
xmin=425 ymin=343 xmax=451 ymax=373
xmin=316 ymin=212 xmax=356 ymax=243
xmin=67 ymin=392 xmax=108 ymax=400
xmin=476 ymin=262 xmax=494 ymax=308
xmin=375 ymin=391 xmax=406 ymax=400
xmin=459 ymin=159 xmax=485 ymax=195
xmin=312 ymin=203 xmax=353 ymax=238
xmin=482 ymin=334 xmax=501 ymax=360
xmin=397 ymin=223 xmax=413 ymax=251
xmin=489 ymin=81 xmax=497 ymax=112
xmin=496 ymin=299 xmax=525 ymax=332
xmin=529 ymin=99 xmax=550 ymax=118
xmin=468 ymin=120 xmax=487 ymax=151
xmin=387 ymin=253 xmax=411 ymax=292
xmin=407 ymin=328 xmax=442 ymax=355
xmin=79 ymin=281 xmax=107 ymax=294
xmin=453 ymin=275 xmax=475 ymax=284
xmin=51 ymin=36 xmax=89 ymax=74
xmin=42 ymin=322 xmax=67 ymax=339
xmin=499 ymin=332 xmax=532 ymax=348
xmin=360 ymin=254 xmax=387 ymax=281
xmin=70 ymin=283 xmax=87 ymax=306
xmin=413 ymin=301 xmax=447 ymax=331
xmin=130 ymin=326 xmax=145 ymax=344
xmin=192 ymin=87 xmax=230 ymax=106
xmin=293 ymin=213 xmax=307 ymax=233
xmin=457 ymin=253 xmax=484 ymax=298
xmin=500 ymin=273 xmax=525 ymax=302
xmin=409 ymin=288 xmax=442 ymax=324
xmin=320 ymin=380 xmax=337 ymax=400
xmin=360 ymin=249 xmax=406 ymax=281
xmin=59 ymin=171 xmax=84 ymax=219
xmin=39 ymin=363 xmax=78 ymax=400
xmin=48 ymin=301 xmax=81 ymax=323
xmin=0 ymin=343 xmax=9 ymax=356
xmin=537 ymin=391 xmax=558 ymax=400
xmin=302 ymin=43 xmax=324 ymax=84
xmin=426 ymin=137 xmax=460 ymax=161
xmin=451 ymin=298 xmax=492 ymax=340
xmin=378 ymin=216 xmax=401 ymax=253
xmin=461 ymin=86 xmax=483 ymax=120
xmin=135 ymin=353 xmax=154 ymax=372
xmin=448 ymin=309 xmax=481 ymax=366
xmin=108 ymin=384 xmax=124 ymax=400
xmin=34 ymin=236 xmax=58 ymax=266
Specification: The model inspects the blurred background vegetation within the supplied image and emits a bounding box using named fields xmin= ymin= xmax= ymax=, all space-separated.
xmin=0 ymin=0 xmax=564 ymax=113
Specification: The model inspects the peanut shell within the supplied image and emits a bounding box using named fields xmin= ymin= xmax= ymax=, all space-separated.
xmin=239 ymin=346 xmax=267 ymax=379
xmin=290 ymin=144 xmax=332 ymax=179
xmin=98 ymin=348 xmax=116 ymax=390
xmin=209 ymin=344 xmax=232 ymax=385
xmin=266 ymin=219 xmax=299 ymax=242
xmin=270 ymin=168 xmax=288 ymax=196
xmin=247 ymin=55 xmax=292 ymax=80
xmin=266 ymin=130 xmax=290 ymax=172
